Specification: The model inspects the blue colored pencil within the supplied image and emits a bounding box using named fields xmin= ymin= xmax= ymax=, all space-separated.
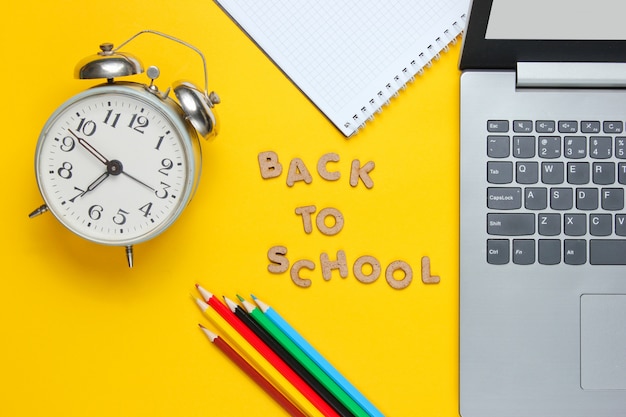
xmin=251 ymin=295 xmax=384 ymax=417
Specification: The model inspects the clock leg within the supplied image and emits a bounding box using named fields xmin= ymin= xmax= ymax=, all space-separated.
xmin=28 ymin=204 xmax=49 ymax=218
xmin=125 ymin=245 xmax=134 ymax=268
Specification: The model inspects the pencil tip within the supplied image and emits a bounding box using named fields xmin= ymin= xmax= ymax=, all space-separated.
xmin=250 ymin=294 xmax=258 ymax=300
xmin=236 ymin=294 xmax=245 ymax=302
xmin=196 ymin=284 xmax=213 ymax=301
xmin=223 ymin=296 xmax=238 ymax=312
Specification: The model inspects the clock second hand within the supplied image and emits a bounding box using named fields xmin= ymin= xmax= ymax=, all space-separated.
xmin=69 ymin=129 xmax=156 ymax=193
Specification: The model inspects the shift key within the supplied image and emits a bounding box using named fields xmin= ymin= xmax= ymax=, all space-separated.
xmin=488 ymin=213 xmax=535 ymax=235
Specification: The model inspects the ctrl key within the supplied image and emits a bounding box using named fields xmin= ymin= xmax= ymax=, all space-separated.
xmin=487 ymin=239 xmax=510 ymax=264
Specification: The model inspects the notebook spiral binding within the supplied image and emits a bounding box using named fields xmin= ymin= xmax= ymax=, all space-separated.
xmin=345 ymin=14 xmax=467 ymax=136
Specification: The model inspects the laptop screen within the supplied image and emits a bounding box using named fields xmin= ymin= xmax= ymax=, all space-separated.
xmin=459 ymin=0 xmax=626 ymax=70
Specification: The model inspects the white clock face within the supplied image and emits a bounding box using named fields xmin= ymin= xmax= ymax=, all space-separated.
xmin=35 ymin=85 xmax=198 ymax=246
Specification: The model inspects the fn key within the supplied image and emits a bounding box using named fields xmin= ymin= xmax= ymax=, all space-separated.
xmin=590 ymin=240 xmax=626 ymax=264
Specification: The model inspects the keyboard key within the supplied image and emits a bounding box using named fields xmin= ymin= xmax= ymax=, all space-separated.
xmin=487 ymin=239 xmax=509 ymax=264
xmin=525 ymin=187 xmax=547 ymax=210
xmin=581 ymin=121 xmax=601 ymax=133
xmin=603 ymin=121 xmax=623 ymax=133
xmin=618 ymin=162 xmax=626 ymax=184
xmin=487 ymin=213 xmax=535 ymax=235
xmin=567 ymin=162 xmax=590 ymax=185
xmin=513 ymin=239 xmax=535 ymax=265
xmin=538 ymin=213 xmax=561 ymax=236
xmin=488 ymin=161 xmax=513 ymax=184
xmin=516 ymin=162 xmax=538 ymax=184
xmin=564 ymin=214 xmax=586 ymax=236
xmin=539 ymin=239 xmax=561 ymax=265
xmin=550 ymin=188 xmax=573 ymax=210
xmin=576 ymin=188 xmax=599 ymax=210
xmin=601 ymin=188 xmax=624 ymax=210
xmin=542 ymin=162 xmax=564 ymax=184
xmin=590 ymin=240 xmax=626 ymax=265
xmin=539 ymin=136 xmax=561 ymax=158
xmin=592 ymin=162 xmax=615 ymax=185
xmin=590 ymin=214 xmax=612 ymax=236
xmin=513 ymin=120 xmax=533 ymax=133
xmin=590 ymin=136 xmax=612 ymax=159
xmin=487 ymin=136 xmax=510 ymax=158
xmin=536 ymin=120 xmax=556 ymax=133
xmin=564 ymin=240 xmax=586 ymax=265
xmin=559 ymin=120 xmax=578 ymax=133
xmin=513 ymin=136 xmax=535 ymax=158
xmin=616 ymin=215 xmax=626 ymax=236
xmin=616 ymin=137 xmax=626 ymax=159
xmin=488 ymin=187 xmax=522 ymax=210
xmin=488 ymin=120 xmax=509 ymax=132
xmin=564 ymin=136 xmax=587 ymax=159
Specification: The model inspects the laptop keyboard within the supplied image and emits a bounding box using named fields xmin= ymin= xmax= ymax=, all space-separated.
xmin=486 ymin=119 xmax=626 ymax=265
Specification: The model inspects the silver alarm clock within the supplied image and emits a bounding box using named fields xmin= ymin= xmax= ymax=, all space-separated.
xmin=29 ymin=30 xmax=220 ymax=267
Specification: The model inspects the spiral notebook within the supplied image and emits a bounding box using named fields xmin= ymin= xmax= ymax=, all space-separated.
xmin=214 ymin=0 xmax=468 ymax=137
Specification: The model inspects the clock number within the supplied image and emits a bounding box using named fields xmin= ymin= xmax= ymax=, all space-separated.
xmin=88 ymin=205 xmax=103 ymax=220
xmin=128 ymin=113 xmax=149 ymax=133
xmin=60 ymin=136 xmax=76 ymax=152
xmin=139 ymin=202 xmax=153 ymax=217
xmin=112 ymin=209 xmax=129 ymax=225
xmin=103 ymin=109 xmax=121 ymax=128
xmin=77 ymin=118 xmax=97 ymax=136
xmin=57 ymin=162 xmax=73 ymax=179
xmin=69 ymin=186 xmax=86 ymax=203
xmin=155 ymin=135 xmax=165 ymax=150
xmin=158 ymin=158 xmax=174 ymax=176
xmin=155 ymin=182 xmax=171 ymax=199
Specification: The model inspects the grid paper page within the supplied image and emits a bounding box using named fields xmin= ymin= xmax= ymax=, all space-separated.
xmin=215 ymin=0 xmax=468 ymax=136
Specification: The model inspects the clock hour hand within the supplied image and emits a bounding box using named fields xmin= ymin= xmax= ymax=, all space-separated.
xmin=78 ymin=171 xmax=110 ymax=198
xmin=69 ymin=129 xmax=109 ymax=165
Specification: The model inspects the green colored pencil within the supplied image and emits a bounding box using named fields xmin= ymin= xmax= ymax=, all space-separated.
xmin=238 ymin=296 xmax=369 ymax=417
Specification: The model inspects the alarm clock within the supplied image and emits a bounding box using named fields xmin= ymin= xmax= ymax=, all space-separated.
xmin=28 ymin=30 xmax=220 ymax=267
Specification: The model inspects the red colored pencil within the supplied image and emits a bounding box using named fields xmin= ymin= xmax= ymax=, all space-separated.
xmin=195 ymin=285 xmax=340 ymax=417
xmin=199 ymin=325 xmax=307 ymax=417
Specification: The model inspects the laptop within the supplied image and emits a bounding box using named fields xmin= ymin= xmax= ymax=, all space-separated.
xmin=459 ymin=0 xmax=626 ymax=416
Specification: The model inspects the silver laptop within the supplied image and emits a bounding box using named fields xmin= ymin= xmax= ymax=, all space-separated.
xmin=459 ymin=1 xmax=626 ymax=415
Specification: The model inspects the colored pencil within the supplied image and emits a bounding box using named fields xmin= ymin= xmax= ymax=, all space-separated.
xmin=194 ymin=286 xmax=340 ymax=417
xmin=223 ymin=297 xmax=355 ymax=417
xmin=199 ymin=324 xmax=307 ymax=417
xmin=194 ymin=297 xmax=322 ymax=417
xmin=252 ymin=296 xmax=384 ymax=417
xmin=240 ymin=298 xmax=368 ymax=417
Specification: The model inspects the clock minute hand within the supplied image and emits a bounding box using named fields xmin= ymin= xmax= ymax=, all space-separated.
xmin=69 ymin=129 xmax=109 ymax=165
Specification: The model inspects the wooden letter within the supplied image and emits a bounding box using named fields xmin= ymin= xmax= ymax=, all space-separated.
xmin=385 ymin=260 xmax=413 ymax=289
xmin=353 ymin=255 xmax=381 ymax=284
xmin=267 ymin=246 xmax=289 ymax=273
xmin=317 ymin=153 xmax=341 ymax=181
xmin=286 ymin=158 xmax=313 ymax=187
xmin=320 ymin=250 xmax=348 ymax=281
xmin=295 ymin=205 xmax=316 ymax=234
xmin=349 ymin=159 xmax=375 ymax=189
xmin=258 ymin=151 xmax=283 ymax=179
xmin=315 ymin=207 xmax=344 ymax=236
xmin=291 ymin=259 xmax=315 ymax=288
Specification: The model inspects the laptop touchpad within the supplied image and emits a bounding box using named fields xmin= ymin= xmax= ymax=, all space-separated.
xmin=580 ymin=294 xmax=626 ymax=390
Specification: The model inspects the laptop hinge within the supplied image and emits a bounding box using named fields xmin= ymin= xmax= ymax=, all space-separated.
xmin=517 ymin=62 xmax=626 ymax=88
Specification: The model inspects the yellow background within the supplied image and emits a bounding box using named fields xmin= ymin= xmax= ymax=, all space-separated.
xmin=2 ymin=1 xmax=460 ymax=416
